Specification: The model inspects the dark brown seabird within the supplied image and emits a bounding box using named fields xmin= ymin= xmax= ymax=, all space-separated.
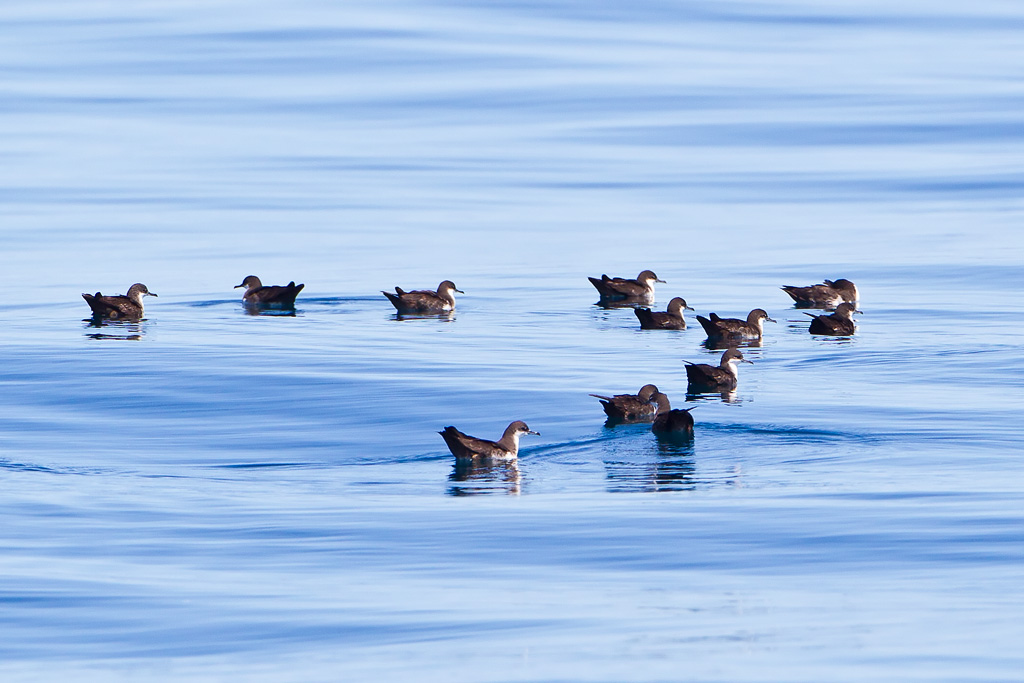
xmin=590 ymin=384 xmax=660 ymax=422
xmin=82 ymin=283 xmax=156 ymax=319
xmin=439 ymin=421 xmax=540 ymax=461
xmin=634 ymin=297 xmax=694 ymax=330
xmin=235 ymin=276 xmax=304 ymax=307
xmin=649 ymin=392 xmax=696 ymax=436
xmin=588 ymin=270 xmax=664 ymax=303
xmin=781 ymin=278 xmax=859 ymax=308
xmin=684 ymin=348 xmax=751 ymax=391
xmin=807 ymin=302 xmax=859 ymax=335
xmin=696 ymin=308 xmax=776 ymax=341
xmin=383 ymin=280 xmax=463 ymax=314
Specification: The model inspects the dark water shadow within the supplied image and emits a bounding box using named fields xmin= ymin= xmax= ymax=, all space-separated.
xmin=702 ymin=421 xmax=879 ymax=447
xmin=212 ymin=461 xmax=318 ymax=470
xmin=83 ymin=317 xmax=145 ymax=340
xmin=0 ymin=459 xmax=62 ymax=474
xmin=447 ymin=459 xmax=520 ymax=496
xmin=1 ymin=458 xmax=113 ymax=477
xmin=186 ymin=298 xmax=238 ymax=308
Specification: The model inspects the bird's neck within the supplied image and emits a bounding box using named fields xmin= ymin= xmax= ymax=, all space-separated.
xmin=497 ymin=429 xmax=521 ymax=454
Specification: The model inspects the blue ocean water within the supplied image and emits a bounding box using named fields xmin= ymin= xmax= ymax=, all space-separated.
xmin=2 ymin=1 xmax=1024 ymax=680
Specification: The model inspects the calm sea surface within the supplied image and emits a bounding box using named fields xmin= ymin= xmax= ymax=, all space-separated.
xmin=2 ymin=1 xmax=1024 ymax=680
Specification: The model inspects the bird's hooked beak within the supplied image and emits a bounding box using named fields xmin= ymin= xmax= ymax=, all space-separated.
xmin=234 ymin=282 xmax=246 ymax=289
xmin=455 ymin=288 xmax=465 ymax=294
xmin=656 ymin=278 xmax=666 ymax=283
xmin=147 ymin=291 xmax=158 ymax=297
xmin=526 ymin=429 xmax=540 ymax=436
xmin=766 ymin=316 xmax=777 ymax=323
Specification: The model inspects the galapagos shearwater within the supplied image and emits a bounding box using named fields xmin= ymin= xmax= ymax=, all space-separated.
xmin=439 ymin=421 xmax=539 ymax=461
xmin=696 ymin=308 xmax=775 ymax=342
xmin=649 ymin=392 xmax=696 ymax=436
xmin=383 ymin=280 xmax=463 ymax=314
xmin=807 ymin=302 xmax=859 ymax=335
xmin=590 ymin=384 xmax=660 ymax=422
xmin=82 ymin=283 xmax=156 ymax=319
xmin=781 ymin=278 xmax=858 ymax=308
xmin=634 ymin=297 xmax=693 ymax=330
xmin=684 ymin=348 xmax=751 ymax=391
xmin=235 ymin=276 xmax=304 ymax=307
xmin=588 ymin=270 xmax=664 ymax=303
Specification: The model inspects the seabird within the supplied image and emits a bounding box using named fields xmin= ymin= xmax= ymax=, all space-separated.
xmin=235 ymin=275 xmax=304 ymax=307
xmin=82 ymin=283 xmax=156 ymax=319
xmin=684 ymin=348 xmax=751 ymax=391
xmin=696 ymin=308 xmax=776 ymax=341
xmin=588 ymin=270 xmax=664 ymax=303
xmin=590 ymin=384 xmax=660 ymax=422
xmin=781 ymin=279 xmax=858 ymax=308
xmin=634 ymin=297 xmax=693 ymax=330
xmin=807 ymin=302 xmax=859 ymax=335
xmin=649 ymin=392 xmax=696 ymax=436
xmin=439 ymin=421 xmax=539 ymax=461
xmin=383 ymin=280 xmax=463 ymax=314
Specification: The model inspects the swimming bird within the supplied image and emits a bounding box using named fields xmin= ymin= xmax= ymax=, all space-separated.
xmin=696 ymin=309 xmax=775 ymax=341
xmin=588 ymin=270 xmax=664 ymax=303
xmin=235 ymin=275 xmax=304 ymax=307
xmin=649 ymin=392 xmax=696 ymax=436
xmin=439 ymin=421 xmax=539 ymax=461
xmin=590 ymin=384 xmax=660 ymax=422
xmin=684 ymin=348 xmax=751 ymax=391
xmin=634 ymin=297 xmax=693 ymax=330
xmin=807 ymin=302 xmax=859 ymax=335
xmin=82 ymin=283 xmax=156 ymax=319
xmin=383 ymin=280 xmax=463 ymax=314
xmin=781 ymin=278 xmax=858 ymax=308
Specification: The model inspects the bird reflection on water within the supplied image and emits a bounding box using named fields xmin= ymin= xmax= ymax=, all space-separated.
xmin=242 ymin=305 xmax=297 ymax=317
xmin=702 ymin=337 xmax=762 ymax=351
xmin=83 ymin=317 xmax=145 ymax=341
xmin=604 ymin=440 xmax=696 ymax=493
xmin=685 ymin=389 xmax=745 ymax=405
xmin=392 ymin=311 xmax=455 ymax=322
xmin=593 ymin=299 xmax=648 ymax=311
xmin=447 ymin=459 xmax=521 ymax=496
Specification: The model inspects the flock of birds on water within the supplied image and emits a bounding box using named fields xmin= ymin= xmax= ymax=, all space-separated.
xmin=82 ymin=271 xmax=861 ymax=466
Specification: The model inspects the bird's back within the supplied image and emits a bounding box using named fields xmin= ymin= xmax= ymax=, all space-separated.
xmin=809 ymin=313 xmax=854 ymax=335
xmin=652 ymin=408 xmax=695 ymax=434
xmin=439 ymin=426 xmax=506 ymax=459
xmin=83 ymin=292 xmax=138 ymax=318
xmin=247 ymin=282 xmax=303 ymax=305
